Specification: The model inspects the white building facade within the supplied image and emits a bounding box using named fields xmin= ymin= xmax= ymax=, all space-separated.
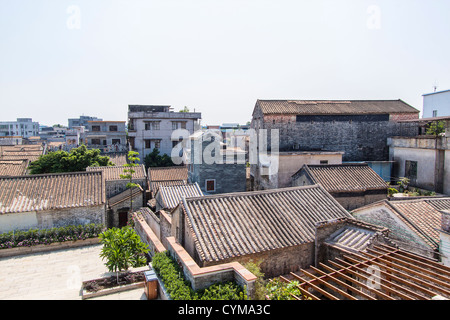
xmin=423 ymin=89 xmax=450 ymax=118
xmin=0 ymin=118 xmax=39 ymax=139
xmin=127 ymin=105 xmax=201 ymax=162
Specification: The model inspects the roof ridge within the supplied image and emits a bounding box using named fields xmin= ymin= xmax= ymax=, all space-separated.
xmin=184 ymin=184 xmax=324 ymax=201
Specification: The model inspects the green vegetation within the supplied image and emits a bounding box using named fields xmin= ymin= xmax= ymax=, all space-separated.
xmin=243 ymin=259 xmax=267 ymax=300
xmin=120 ymin=150 xmax=141 ymax=213
xmin=426 ymin=120 xmax=445 ymax=136
xmin=143 ymin=148 xmax=174 ymax=169
xmin=265 ymin=278 xmax=311 ymax=300
xmin=99 ymin=226 xmax=149 ymax=283
xmin=151 ymin=251 xmax=247 ymax=300
xmin=0 ymin=224 xmax=104 ymax=249
xmin=28 ymin=145 xmax=114 ymax=174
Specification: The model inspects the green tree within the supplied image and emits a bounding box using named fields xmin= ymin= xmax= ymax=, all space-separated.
xmin=243 ymin=259 xmax=267 ymax=300
xmin=99 ymin=226 xmax=149 ymax=284
xmin=143 ymin=148 xmax=174 ymax=169
xmin=120 ymin=150 xmax=140 ymax=214
xmin=28 ymin=145 xmax=114 ymax=174
xmin=426 ymin=121 xmax=445 ymax=136
xmin=179 ymin=106 xmax=190 ymax=113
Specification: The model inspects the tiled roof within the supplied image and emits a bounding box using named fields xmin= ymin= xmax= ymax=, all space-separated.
xmin=106 ymin=153 xmax=128 ymax=166
xmin=87 ymin=165 xmax=147 ymax=181
xmin=148 ymin=166 xmax=188 ymax=182
xmin=150 ymin=180 xmax=188 ymax=192
xmin=353 ymin=198 xmax=450 ymax=250
xmin=0 ymin=171 xmax=105 ymax=214
xmin=295 ymin=164 xmax=388 ymax=193
xmin=156 ymin=183 xmax=203 ymax=210
xmin=255 ymin=99 xmax=419 ymax=115
xmin=180 ymin=184 xmax=353 ymax=262
xmin=0 ymin=160 xmax=29 ymax=176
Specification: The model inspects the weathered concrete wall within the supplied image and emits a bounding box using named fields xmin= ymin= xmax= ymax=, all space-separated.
xmin=0 ymin=205 xmax=105 ymax=233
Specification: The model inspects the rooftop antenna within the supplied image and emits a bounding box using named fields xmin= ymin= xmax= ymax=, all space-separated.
xmin=433 ymin=80 xmax=438 ymax=93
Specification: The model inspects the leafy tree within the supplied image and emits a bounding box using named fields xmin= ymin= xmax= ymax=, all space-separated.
xmin=144 ymin=148 xmax=174 ymax=169
xmin=426 ymin=121 xmax=445 ymax=136
xmin=179 ymin=106 xmax=190 ymax=113
xmin=120 ymin=151 xmax=141 ymax=214
xmin=28 ymin=145 xmax=114 ymax=174
xmin=99 ymin=226 xmax=149 ymax=284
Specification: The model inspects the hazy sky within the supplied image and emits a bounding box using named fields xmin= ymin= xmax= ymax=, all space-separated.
xmin=1 ymin=0 xmax=449 ymax=127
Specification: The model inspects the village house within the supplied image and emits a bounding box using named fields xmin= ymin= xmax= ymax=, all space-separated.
xmin=86 ymin=164 xmax=148 ymax=228
xmin=127 ymin=105 xmax=201 ymax=163
xmin=153 ymin=182 xmax=203 ymax=213
xmin=250 ymin=99 xmax=420 ymax=162
xmin=351 ymin=197 xmax=450 ymax=260
xmin=169 ymin=184 xmax=354 ymax=277
xmin=388 ymin=116 xmax=450 ymax=195
xmin=292 ymin=163 xmax=388 ymax=210
xmin=250 ymin=150 xmax=344 ymax=190
xmin=187 ymin=130 xmax=247 ymax=194
xmin=0 ymin=171 xmax=106 ymax=233
xmin=422 ymin=88 xmax=450 ymax=118
xmin=285 ymin=216 xmax=450 ymax=300
xmin=85 ymin=120 xmax=128 ymax=153
xmin=148 ymin=166 xmax=189 ymax=196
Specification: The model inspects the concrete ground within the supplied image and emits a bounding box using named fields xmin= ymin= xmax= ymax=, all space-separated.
xmin=0 ymin=244 xmax=147 ymax=300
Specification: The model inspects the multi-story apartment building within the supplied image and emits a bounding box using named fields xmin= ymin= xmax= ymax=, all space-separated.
xmin=0 ymin=118 xmax=40 ymax=138
xmin=68 ymin=115 xmax=103 ymax=129
xmin=127 ymin=105 xmax=201 ymax=162
xmin=85 ymin=120 xmax=128 ymax=153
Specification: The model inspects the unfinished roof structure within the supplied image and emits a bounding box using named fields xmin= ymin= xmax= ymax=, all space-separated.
xmin=280 ymin=244 xmax=450 ymax=300
xmin=176 ymin=184 xmax=353 ymax=264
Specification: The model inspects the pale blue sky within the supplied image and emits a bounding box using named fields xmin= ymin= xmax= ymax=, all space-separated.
xmin=1 ymin=0 xmax=449 ymax=126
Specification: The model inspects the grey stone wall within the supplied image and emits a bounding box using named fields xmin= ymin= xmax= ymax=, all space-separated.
xmin=260 ymin=116 xmax=418 ymax=162
xmin=106 ymin=178 xmax=147 ymax=198
xmin=192 ymin=162 xmax=247 ymax=194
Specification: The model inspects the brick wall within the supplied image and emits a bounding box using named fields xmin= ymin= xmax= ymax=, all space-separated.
xmin=259 ymin=116 xmax=418 ymax=161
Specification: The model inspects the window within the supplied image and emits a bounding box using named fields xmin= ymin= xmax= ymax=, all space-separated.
xmin=172 ymin=122 xmax=179 ymax=130
xmin=92 ymin=125 xmax=101 ymax=132
xmin=91 ymin=138 xmax=101 ymax=145
xmin=145 ymin=123 xmax=151 ymax=130
xmin=405 ymin=160 xmax=418 ymax=180
xmin=152 ymin=122 xmax=160 ymax=130
xmin=154 ymin=140 xmax=160 ymax=149
xmin=112 ymin=139 xmax=121 ymax=144
xmin=145 ymin=140 xmax=151 ymax=149
xmin=433 ymin=110 xmax=438 ymax=117
xmin=109 ymin=125 xmax=118 ymax=132
xmin=205 ymin=179 xmax=216 ymax=192
xmin=320 ymin=160 xmax=329 ymax=165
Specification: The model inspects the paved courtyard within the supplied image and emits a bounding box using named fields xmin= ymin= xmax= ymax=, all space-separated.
xmin=0 ymin=244 xmax=147 ymax=300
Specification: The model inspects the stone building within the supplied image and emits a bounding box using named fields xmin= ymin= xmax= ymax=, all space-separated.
xmin=351 ymin=197 xmax=450 ymax=259
xmin=170 ymin=184 xmax=353 ymax=277
xmin=0 ymin=171 xmax=106 ymax=233
xmin=148 ymin=166 xmax=189 ymax=195
xmin=187 ymin=130 xmax=247 ymax=195
xmin=86 ymin=164 xmax=148 ymax=228
xmin=250 ymin=99 xmax=420 ymax=162
xmin=127 ymin=105 xmax=201 ymax=163
xmin=154 ymin=182 xmax=203 ymax=213
xmin=292 ymin=163 xmax=388 ymax=210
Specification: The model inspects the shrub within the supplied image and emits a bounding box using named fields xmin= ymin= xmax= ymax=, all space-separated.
xmin=99 ymin=226 xmax=149 ymax=283
xmin=0 ymin=224 xmax=104 ymax=249
xmin=151 ymin=251 xmax=247 ymax=300
xmin=265 ymin=278 xmax=311 ymax=300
